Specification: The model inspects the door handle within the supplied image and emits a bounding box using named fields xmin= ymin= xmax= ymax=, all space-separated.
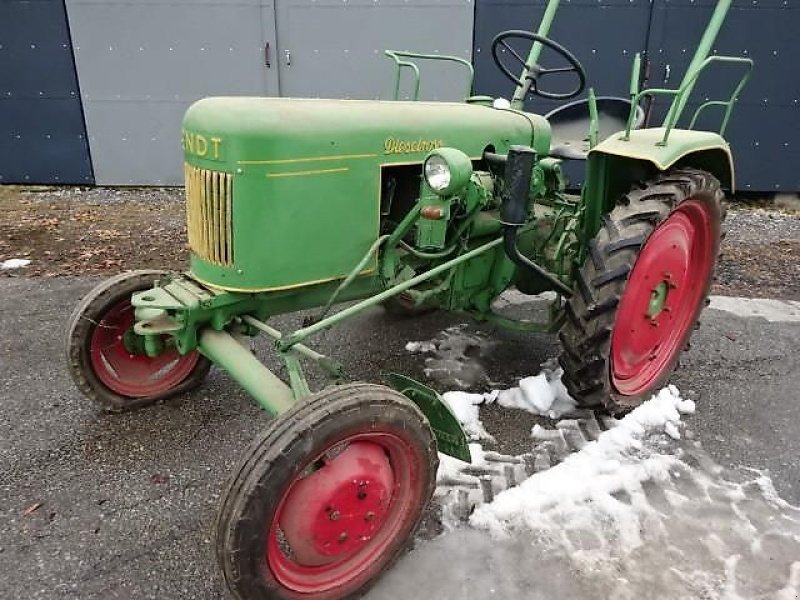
xmin=284 ymin=50 xmax=291 ymax=67
xmin=264 ymin=42 xmax=271 ymax=68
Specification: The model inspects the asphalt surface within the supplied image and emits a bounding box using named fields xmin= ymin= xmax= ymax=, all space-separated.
xmin=1 ymin=276 xmax=799 ymax=599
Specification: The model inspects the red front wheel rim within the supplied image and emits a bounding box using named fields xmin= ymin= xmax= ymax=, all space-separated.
xmin=266 ymin=432 xmax=419 ymax=595
xmin=611 ymin=200 xmax=715 ymax=396
xmin=89 ymin=299 xmax=200 ymax=397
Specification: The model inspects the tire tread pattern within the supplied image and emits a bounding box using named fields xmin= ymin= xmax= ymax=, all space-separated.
xmin=558 ymin=169 xmax=724 ymax=413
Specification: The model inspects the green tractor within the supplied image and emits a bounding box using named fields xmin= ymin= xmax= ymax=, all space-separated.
xmin=66 ymin=1 xmax=750 ymax=598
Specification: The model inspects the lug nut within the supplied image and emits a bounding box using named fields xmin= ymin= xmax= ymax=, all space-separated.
xmin=329 ymin=510 xmax=340 ymax=521
xmin=364 ymin=512 xmax=375 ymax=522
xmin=338 ymin=532 xmax=348 ymax=543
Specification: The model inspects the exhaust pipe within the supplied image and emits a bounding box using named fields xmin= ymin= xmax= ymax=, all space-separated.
xmin=500 ymin=145 xmax=573 ymax=298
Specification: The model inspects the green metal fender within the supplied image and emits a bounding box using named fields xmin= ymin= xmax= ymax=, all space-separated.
xmin=582 ymin=127 xmax=734 ymax=240
xmin=386 ymin=373 xmax=472 ymax=463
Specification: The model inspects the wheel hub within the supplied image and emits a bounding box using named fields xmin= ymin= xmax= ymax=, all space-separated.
xmin=279 ymin=441 xmax=394 ymax=566
xmin=89 ymin=299 xmax=199 ymax=397
xmin=646 ymin=280 xmax=670 ymax=318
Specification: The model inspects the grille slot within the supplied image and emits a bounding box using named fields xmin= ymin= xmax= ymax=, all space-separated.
xmin=185 ymin=164 xmax=233 ymax=267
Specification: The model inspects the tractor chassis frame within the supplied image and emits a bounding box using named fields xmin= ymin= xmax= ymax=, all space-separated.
xmin=129 ymin=234 xmax=564 ymax=461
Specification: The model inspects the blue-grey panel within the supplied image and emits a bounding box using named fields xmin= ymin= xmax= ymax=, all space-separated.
xmin=646 ymin=0 xmax=800 ymax=192
xmin=0 ymin=0 xmax=93 ymax=184
xmin=473 ymin=0 xmax=654 ymax=115
xmin=66 ymin=0 xmax=270 ymax=185
xmin=274 ymin=0 xmax=475 ymax=102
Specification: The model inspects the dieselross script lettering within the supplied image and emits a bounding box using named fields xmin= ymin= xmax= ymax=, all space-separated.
xmin=383 ymin=137 xmax=444 ymax=155
xmin=182 ymin=130 xmax=223 ymax=161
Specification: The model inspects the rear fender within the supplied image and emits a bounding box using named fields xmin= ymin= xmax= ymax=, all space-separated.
xmin=582 ymin=127 xmax=734 ymax=239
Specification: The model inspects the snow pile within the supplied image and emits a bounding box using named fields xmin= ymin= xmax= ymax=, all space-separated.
xmin=470 ymin=385 xmax=696 ymax=538
xmin=436 ymin=442 xmax=487 ymax=485
xmin=1 ymin=258 xmax=31 ymax=270
xmin=441 ymin=391 xmax=494 ymax=442
xmin=404 ymin=341 xmax=436 ymax=354
xmin=490 ymin=365 xmax=576 ymax=419
xmin=437 ymin=362 xmax=577 ymax=442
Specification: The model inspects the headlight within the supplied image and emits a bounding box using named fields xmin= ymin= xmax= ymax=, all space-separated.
xmin=423 ymin=148 xmax=473 ymax=196
xmin=424 ymin=155 xmax=451 ymax=192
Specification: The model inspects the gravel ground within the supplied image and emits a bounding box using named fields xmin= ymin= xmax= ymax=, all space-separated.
xmin=2 ymin=185 xmax=798 ymax=299
xmin=716 ymin=204 xmax=800 ymax=299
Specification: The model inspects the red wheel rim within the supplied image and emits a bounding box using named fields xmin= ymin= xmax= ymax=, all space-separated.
xmin=266 ymin=432 xmax=420 ymax=595
xmin=611 ymin=200 xmax=715 ymax=396
xmin=89 ymin=299 xmax=200 ymax=397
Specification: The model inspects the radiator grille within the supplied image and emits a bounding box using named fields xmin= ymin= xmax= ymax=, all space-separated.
xmin=185 ymin=164 xmax=233 ymax=267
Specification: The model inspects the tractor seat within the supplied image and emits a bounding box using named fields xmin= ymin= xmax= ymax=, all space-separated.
xmin=546 ymin=96 xmax=645 ymax=161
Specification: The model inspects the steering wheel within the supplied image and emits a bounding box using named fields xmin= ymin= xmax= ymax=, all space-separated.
xmin=491 ymin=30 xmax=586 ymax=101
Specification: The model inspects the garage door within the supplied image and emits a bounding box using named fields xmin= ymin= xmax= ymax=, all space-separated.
xmin=273 ymin=0 xmax=475 ymax=101
xmin=66 ymin=0 xmax=279 ymax=185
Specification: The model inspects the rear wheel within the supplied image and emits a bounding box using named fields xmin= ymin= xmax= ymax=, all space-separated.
xmin=216 ymin=383 xmax=437 ymax=600
xmin=66 ymin=270 xmax=211 ymax=411
xmin=559 ymin=168 xmax=724 ymax=413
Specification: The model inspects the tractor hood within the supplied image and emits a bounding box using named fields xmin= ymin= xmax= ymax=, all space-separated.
xmin=180 ymin=97 xmax=550 ymax=293
xmin=181 ymin=97 xmax=551 ymax=170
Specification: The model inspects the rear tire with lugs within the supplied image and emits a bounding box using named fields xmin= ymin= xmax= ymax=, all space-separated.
xmin=559 ymin=168 xmax=724 ymax=413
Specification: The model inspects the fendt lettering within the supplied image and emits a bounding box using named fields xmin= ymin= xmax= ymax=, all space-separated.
xmin=181 ymin=130 xmax=222 ymax=160
xmin=67 ymin=1 xmax=748 ymax=598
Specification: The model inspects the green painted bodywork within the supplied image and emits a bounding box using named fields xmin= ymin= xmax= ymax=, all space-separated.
xmin=123 ymin=0 xmax=748 ymax=460
xmin=590 ymin=128 xmax=733 ymax=176
xmin=183 ymin=98 xmax=550 ymax=292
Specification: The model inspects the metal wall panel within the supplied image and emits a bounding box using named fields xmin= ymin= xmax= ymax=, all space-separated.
xmin=646 ymin=0 xmax=800 ymax=192
xmin=472 ymin=0 xmax=654 ymax=114
xmin=66 ymin=0 xmax=275 ymax=185
xmin=274 ymin=0 xmax=475 ymax=101
xmin=0 ymin=0 xmax=93 ymax=184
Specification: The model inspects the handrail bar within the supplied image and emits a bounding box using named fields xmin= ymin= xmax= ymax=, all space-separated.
xmin=384 ymin=50 xmax=474 ymax=101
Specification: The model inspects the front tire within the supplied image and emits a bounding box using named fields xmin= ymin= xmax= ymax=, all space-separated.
xmin=66 ymin=270 xmax=211 ymax=411
xmin=216 ymin=383 xmax=438 ymax=600
xmin=559 ymin=168 xmax=724 ymax=413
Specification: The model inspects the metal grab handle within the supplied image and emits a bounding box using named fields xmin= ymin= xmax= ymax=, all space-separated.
xmin=384 ymin=50 xmax=474 ymax=101
xmin=264 ymin=42 xmax=270 ymax=68
xmin=284 ymin=49 xmax=291 ymax=67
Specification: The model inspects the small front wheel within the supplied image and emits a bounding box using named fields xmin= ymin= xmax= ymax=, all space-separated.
xmin=65 ymin=270 xmax=211 ymax=411
xmin=215 ymin=383 xmax=438 ymax=600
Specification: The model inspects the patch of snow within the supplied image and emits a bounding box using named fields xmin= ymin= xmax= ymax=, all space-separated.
xmin=436 ymin=443 xmax=486 ymax=484
xmin=709 ymin=295 xmax=800 ymax=323
xmin=490 ymin=366 xmax=576 ymax=419
xmin=1 ymin=258 xmax=31 ymax=270
xmin=404 ymin=341 xmax=436 ymax=354
xmin=470 ymin=385 xmax=695 ymax=536
xmin=440 ymin=391 xmax=494 ymax=442
xmin=434 ymin=362 xmax=577 ymax=443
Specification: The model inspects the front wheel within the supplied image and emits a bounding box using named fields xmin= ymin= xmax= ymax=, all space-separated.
xmin=65 ymin=270 xmax=211 ymax=411
xmin=559 ymin=168 xmax=724 ymax=413
xmin=215 ymin=383 xmax=438 ymax=600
